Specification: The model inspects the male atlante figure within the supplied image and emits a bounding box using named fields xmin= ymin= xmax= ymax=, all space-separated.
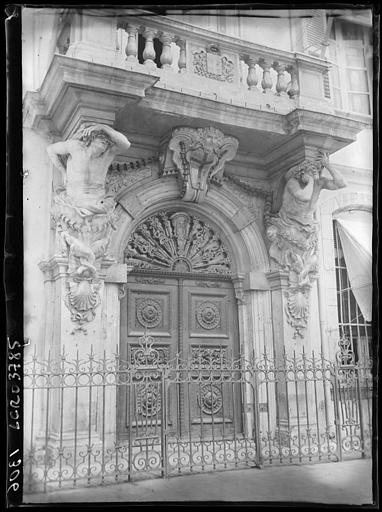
xmin=47 ymin=124 xmax=131 ymax=215
xmin=280 ymin=151 xmax=347 ymax=226
xmin=267 ymin=150 xmax=346 ymax=277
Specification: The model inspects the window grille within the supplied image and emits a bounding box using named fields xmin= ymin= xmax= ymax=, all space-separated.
xmin=333 ymin=220 xmax=372 ymax=362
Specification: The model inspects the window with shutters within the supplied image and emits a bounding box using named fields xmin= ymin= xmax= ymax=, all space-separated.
xmin=333 ymin=220 xmax=372 ymax=362
xmin=328 ymin=19 xmax=372 ymax=115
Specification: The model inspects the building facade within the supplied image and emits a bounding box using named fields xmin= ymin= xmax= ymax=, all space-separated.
xmin=22 ymin=7 xmax=374 ymax=493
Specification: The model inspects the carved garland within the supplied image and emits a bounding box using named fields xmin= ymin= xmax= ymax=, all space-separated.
xmin=105 ymin=158 xmax=156 ymax=196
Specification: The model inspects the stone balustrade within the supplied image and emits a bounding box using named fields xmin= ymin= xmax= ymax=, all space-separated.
xmin=53 ymin=9 xmax=332 ymax=110
xmin=117 ymin=18 xmax=300 ymax=98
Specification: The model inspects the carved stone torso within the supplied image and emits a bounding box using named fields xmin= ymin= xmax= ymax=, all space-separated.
xmin=280 ymin=176 xmax=318 ymax=226
xmin=65 ymin=140 xmax=116 ymax=207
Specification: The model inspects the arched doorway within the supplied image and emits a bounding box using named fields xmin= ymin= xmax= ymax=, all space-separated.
xmin=118 ymin=209 xmax=242 ymax=443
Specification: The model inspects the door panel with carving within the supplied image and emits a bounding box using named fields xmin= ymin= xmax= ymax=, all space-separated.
xmin=119 ymin=274 xmax=240 ymax=440
xmin=119 ymin=275 xmax=179 ymax=439
xmin=180 ymin=278 xmax=241 ymax=436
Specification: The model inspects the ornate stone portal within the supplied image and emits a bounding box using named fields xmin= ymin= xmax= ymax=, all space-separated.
xmin=125 ymin=210 xmax=232 ymax=275
xmin=159 ymin=127 xmax=239 ymax=203
xmin=47 ymin=123 xmax=131 ymax=329
xmin=265 ymin=152 xmax=346 ymax=338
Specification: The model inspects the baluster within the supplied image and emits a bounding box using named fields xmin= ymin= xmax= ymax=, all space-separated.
xmin=125 ymin=24 xmax=138 ymax=63
xmin=176 ymin=39 xmax=187 ymax=74
xmin=160 ymin=32 xmax=173 ymax=70
xmin=245 ymin=57 xmax=258 ymax=90
xmin=286 ymin=64 xmax=300 ymax=99
xmin=259 ymin=59 xmax=273 ymax=94
xmin=273 ymin=61 xmax=288 ymax=95
xmin=142 ymin=28 xmax=157 ymax=69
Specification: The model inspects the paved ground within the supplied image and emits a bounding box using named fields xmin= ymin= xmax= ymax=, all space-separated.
xmin=24 ymin=459 xmax=375 ymax=505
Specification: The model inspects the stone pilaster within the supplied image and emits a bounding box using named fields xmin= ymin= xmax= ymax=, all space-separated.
xmin=266 ymin=271 xmax=294 ymax=355
xmin=37 ymin=256 xmax=129 ymax=449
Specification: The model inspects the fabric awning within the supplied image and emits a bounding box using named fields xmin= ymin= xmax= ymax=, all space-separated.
xmin=336 ymin=210 xmax=372 ymax=322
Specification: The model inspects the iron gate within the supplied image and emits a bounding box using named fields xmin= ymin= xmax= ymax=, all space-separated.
xmin=23 ymin=335 xmax=373 ymax=493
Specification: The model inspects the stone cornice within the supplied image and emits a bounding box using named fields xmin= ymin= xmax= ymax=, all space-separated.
xmin=140 ymin=86 xmax=287 ymax=136
xmin=282 ymin=109 xmax=368 ymax=140
xmin=265 ymin=270 xmax=290 ymax=290
xmin=263 ymin=109 xmax=368 ymax=176
xmin=39 ymin=256 xmax=69 ymax=281
xmin=23 ymin=54 xmax=160 ymax=137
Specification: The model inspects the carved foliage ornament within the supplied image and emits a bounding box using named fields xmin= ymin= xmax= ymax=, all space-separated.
xmin=191 ymin=346 xmax=228 ymax=366
xmin=105 ymin=160 xmax=155 ymax=197
xmin=125 ymin=211 xmax=232 ymax=275
xmin=161 ymin=126 xmax=238 ymax=203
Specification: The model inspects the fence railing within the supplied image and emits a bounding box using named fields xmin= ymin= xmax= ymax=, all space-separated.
xmin=23 ymin=336 xmax=373 ymax=493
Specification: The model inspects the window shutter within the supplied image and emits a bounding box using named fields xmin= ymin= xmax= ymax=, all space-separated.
xmin=302 ymin=9 xmax=327 ymax=55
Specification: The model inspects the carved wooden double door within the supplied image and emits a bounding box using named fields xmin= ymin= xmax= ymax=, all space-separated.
xmin=119 ymin=272 xmax=241 ymax=440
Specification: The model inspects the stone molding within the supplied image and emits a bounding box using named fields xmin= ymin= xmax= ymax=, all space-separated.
xmin=23 ymin=55 xmax=160 ymax=138
xmin=113 ymin=182 xmax=270 ymax=273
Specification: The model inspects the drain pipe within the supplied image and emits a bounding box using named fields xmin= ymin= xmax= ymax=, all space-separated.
xmin=316 ymin=273 xmax=332 ymax=430
xmin=316 ymin=275 xmax=328 ymax=359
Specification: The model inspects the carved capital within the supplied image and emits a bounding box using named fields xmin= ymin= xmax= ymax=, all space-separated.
xmin=160 ymin=32 xmax=173 ymax=45
xmin=163 ymin=126 xmax=238 ymax=203
xmin=38 ymin=256 xmax=69 ymax=281
xmin=126 ymin=23 xmax=138 ymax=35
xmin=176 ymin=38 xmax=186 ymax=50
xmin=232 ymin=274 xmax=247 ymax=305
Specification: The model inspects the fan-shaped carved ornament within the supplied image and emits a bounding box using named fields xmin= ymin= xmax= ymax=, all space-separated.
xmin=124 ymin=211 xmax=232 ymax=275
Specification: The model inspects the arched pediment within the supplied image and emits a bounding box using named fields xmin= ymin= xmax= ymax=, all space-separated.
xmin=111 ymin=177 xmax=270 ymax=274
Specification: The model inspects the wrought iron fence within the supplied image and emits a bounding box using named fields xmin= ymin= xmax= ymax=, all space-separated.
xmin=23 ymin=335 xmax=373 ymax=493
